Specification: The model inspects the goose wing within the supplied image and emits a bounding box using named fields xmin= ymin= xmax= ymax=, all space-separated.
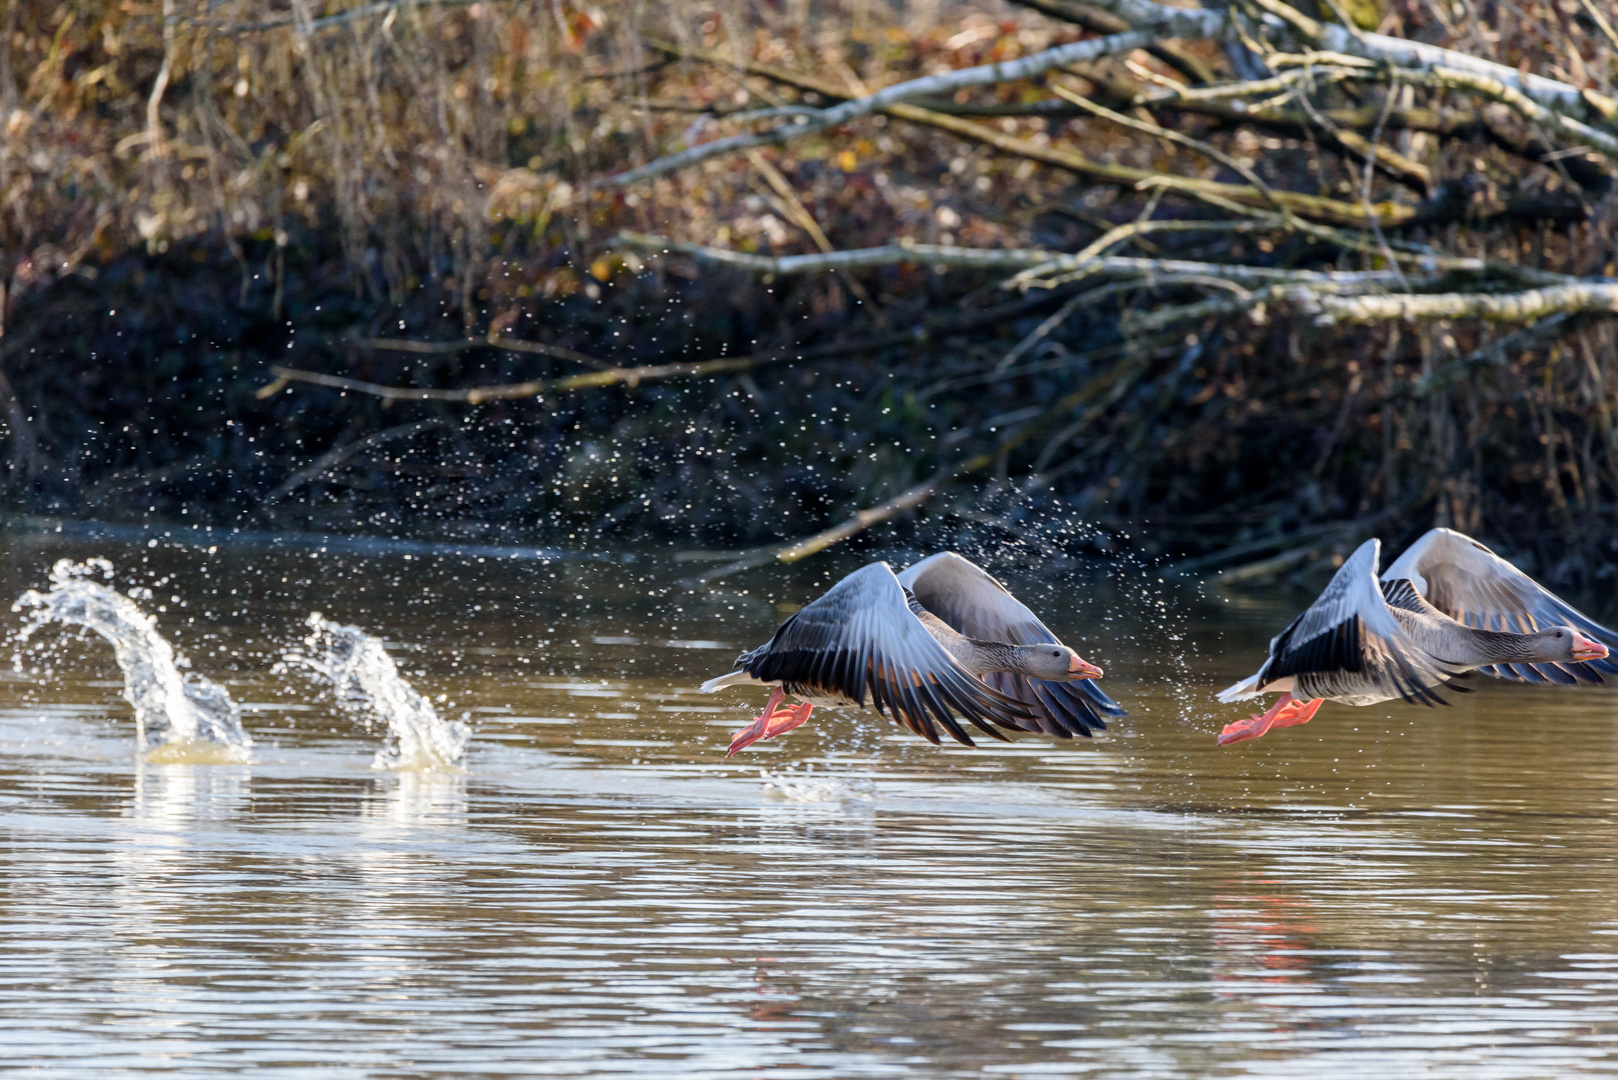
xmin=1382 ymin=527 xmax=1618 ymax=685
xmin=737 ymin=562 xmax=1036 ymax=747
xmin=1241 ymin=538 xmax=1459 ymax=705
xmin=897 ymin=552 xmax=1123 ymax=738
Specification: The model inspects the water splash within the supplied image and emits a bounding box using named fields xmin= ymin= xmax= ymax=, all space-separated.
xmin=282 ymin=613 xmax=468 ymax=772
xmin=11 ymin=559 xmax=253 ymax=763
xmin=760 ymin=764 xmax=874 ymax=803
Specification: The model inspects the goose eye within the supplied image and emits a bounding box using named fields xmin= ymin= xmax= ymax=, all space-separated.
xmin=1556 ymin=630 xmax=1565 ymax=638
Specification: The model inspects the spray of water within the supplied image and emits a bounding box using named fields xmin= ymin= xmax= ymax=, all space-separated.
xmin=11 ymin=559 xmax=253 ymax=763
xmin=282 ymin=613 xmax=468 ymax=772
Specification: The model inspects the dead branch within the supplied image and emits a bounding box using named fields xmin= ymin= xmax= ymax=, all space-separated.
xmin=1414 ymin=314 xmax=1588 ymax=395
xmin=616 ymin=231 xmax=1480 ymax=290
xmin=1004 ymin=0 xmax=1219 ymax=85
xmin=644 ymin=38 xmax=1417 ymax=227
xmin=360 ymin=334 xmax=607 ymax=369
xmin=258 ymin=291 xmax=1084 ymax=405
xmin=607 ymin=28 xmax=1162 ymax=187
xmin=262 ymin=353 xmax=793 ymax=403
xmin=1083 ymin=0 xmax=1612 ymax=122
xmin=1309 ymin=284 xmax=1618 ymax=324
xmin=263 ymin=419 xmax=448 ymax=505
xmin=692 ymin=345 xmax=1165 ymax=583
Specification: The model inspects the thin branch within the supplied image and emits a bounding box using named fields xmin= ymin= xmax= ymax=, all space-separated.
xmin=617 ymin=231 xmax=1473 ymax=289
xmin=1004 ymin=0 xmax=1220 ymax=84
xmin=606 ymin=28 xmax=1162 ymax=187
xmin=259 ymin=292 xmax=1082 ymax=404
xmin=359 ymin=334 xmax=608 ymax=369
xmin=1079 ymin=0 xmax=1610 ymax=119
xmin=1577 ymin=0 xmax=1618 ymax=54
xmin=1049 ymin=80 xmax=1295 ymax=220
xmin=692 ymin=345 xmax=1167 ymax=582
xmin=223 ymin=0 xmax=501 ymax=34
xmin=263 ymin=419 xmax=447 ymax=504
xmin=262 ymin=353 xmax=795 ymax=403
xmin=1414 ymin=313 xmax=1586 ymax=395
xmin=1410 ymin=65 xmax=1618 ymax=161
xmin=644 ymin=37 xmax=1423 ymax=227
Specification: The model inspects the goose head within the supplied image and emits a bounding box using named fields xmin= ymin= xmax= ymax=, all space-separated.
xmin=1012 ymin=644 xmax=1104 ymax=681
xmin=1526 ymin=626 xmax=1610 ymax=663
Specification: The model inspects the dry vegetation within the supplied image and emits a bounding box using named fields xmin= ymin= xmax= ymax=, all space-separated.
xmin=4 ymin=0 xmax=1618 ymax=581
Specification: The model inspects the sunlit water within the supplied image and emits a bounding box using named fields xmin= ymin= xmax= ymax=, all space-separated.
xmin=3 ymin=528 xmax=1618 ymax=1077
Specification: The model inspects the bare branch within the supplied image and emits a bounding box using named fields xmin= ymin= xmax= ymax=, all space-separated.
xmin=1309 ymin=284 xmax=1618 ymax=323
xmin=263 ymin=419 xmax=447 ymax=505
xmin=1414 ymin=314 xmax=1586 ymax=395
xmin=1081 ymin=0 xmax=1613 ymax=120
xmin=615 ymin=231 xmax=1488 ymax=290
xmin=645 ymin=37 xmax=1424 ymax=227
xmin=258 ymin=292 xmax=1084 ymax=404
xmin=605 ymin=29 xmax=1161 ymax=187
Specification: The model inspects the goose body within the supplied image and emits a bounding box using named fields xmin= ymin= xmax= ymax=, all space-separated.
xmin=1217 ymin=528 xmax=1615 ymax=745
xmin=701 ymin=553 xmax=1122 ymax=755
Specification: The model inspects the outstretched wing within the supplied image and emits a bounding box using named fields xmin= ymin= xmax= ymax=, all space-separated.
xmin=1382 ymin=527 xmax=1618 ymax=685
xmin=897 ymin=552 xmax=1122 ymax=738
xmin=738 ymin=562 xmax=1036 ymax=747
xmin=1255 ymin=538 xmax=1460 ymax=705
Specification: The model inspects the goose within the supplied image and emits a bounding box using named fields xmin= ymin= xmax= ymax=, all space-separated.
xmin=701 ymin=552 xmax=1122 ymax=755
xmin=1217 ymin=527 xmax=1615 ymax=746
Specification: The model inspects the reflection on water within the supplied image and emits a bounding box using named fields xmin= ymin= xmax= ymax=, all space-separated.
xmin=1 ymin=531 xmax=1618 ymax=1075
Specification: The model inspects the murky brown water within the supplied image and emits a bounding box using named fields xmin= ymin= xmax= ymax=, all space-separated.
xmin=4 ymin=528 xmax=1618 ymax=1077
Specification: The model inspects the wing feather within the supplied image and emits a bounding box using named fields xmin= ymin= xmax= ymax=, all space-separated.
xmin=1247 ymin=539 xmax=1458 ymax=705
xmin=1383 ymin=528 xmax=1618 ymax=684
xmin=737 ymin=562 xmax=1034 ymax=746
xmin=897 ymin=552 xmax=1123 ymax=738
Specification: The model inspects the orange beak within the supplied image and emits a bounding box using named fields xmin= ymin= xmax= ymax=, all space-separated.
xmin=1573 ymin=634 xmax=1610 ymax=662
xmin=1068 ymin=654 xmax=1104 ymax=679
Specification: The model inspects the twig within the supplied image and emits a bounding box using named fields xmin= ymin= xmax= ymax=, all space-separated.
xmin=1215 ymin=539 xmax=1338 ymax=583
xmin=618 ymin=231 xmax=1431 ymax=288
xmin=1162 ymin=519 xmax=1352 ymax=575
xmin=691 ymin=348 xmax=1163 ymax=583
xmin=1408 ymin=66 xmax=1618 ymax=161
xmin=644 ymin=37 xmax=1420 ymax=227
xmin=689 ymin=471 xmax=954 ymax=582
xmin=1414 ymin=313 xmax=1585 ymax=395
xmin=1048 ymin=81 xmax=1295 ymax=220
xmin=1577 ymin=0 xmax=1618 ymax=54
xmin=359 ymin=334 xmax=607 ymax=369
xmin=260 ymin=292 xmax=1083 ymax=404
xmin=607 ymin=29 xmax=1163 ymax=187
xmin=263 ymin=419 xmax=446 ymax=504
xmin=1004 ymin=0 xmax=1220 ymax=85
xmin=1077 ymin=0 xmax=1609 ymax=118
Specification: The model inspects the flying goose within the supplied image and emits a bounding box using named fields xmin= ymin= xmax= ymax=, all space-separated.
xmin=1218 ymin=527 xmax=1615 ymax=745
xmin=701 ymin=552 xmax=1122 ymax=755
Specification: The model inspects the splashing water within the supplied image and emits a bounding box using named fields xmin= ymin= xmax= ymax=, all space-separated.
xmin=760 ymin=764 xmax=875 ymax=803
xmin=283 ymin=613 xmax=468 ymax=772
xmin=11 ymin=559 xmax=253 ymax=763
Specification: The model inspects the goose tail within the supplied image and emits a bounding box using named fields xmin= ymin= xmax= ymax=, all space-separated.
xmin=1217 ymin=675 xmax=1263 ymax=703
xmin=700 ymin=669 xmax=760 ymax=694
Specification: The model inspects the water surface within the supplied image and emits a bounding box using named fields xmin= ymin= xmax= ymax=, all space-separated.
xmin=3 ymin=530 xmax=1618 ymax=1077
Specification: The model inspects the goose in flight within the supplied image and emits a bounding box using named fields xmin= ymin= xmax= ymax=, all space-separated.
xmin=1218 ymin=527 xmax=1614 ymax=745
xmin=701 ymin=552 xmax=1121 ymax=755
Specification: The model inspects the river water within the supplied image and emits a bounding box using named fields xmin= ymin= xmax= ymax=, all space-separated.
xmin=3 ymin=528 xmax=1618 ymax=1077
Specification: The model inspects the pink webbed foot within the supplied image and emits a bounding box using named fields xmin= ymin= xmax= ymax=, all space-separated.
xmin=727 ymin=688 xmax=815 ymax=757
xmin=1218 ymin=694 xmax=1324 ymax=746
xmin=1269 ymin=697 xmax=1323 ymax=729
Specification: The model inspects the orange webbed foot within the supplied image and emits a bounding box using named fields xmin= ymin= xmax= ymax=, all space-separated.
xmin=727 ymin=692 xmax=814 ymax=757
xmin=1218 ymin=693 xmax=1316 ymax=746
